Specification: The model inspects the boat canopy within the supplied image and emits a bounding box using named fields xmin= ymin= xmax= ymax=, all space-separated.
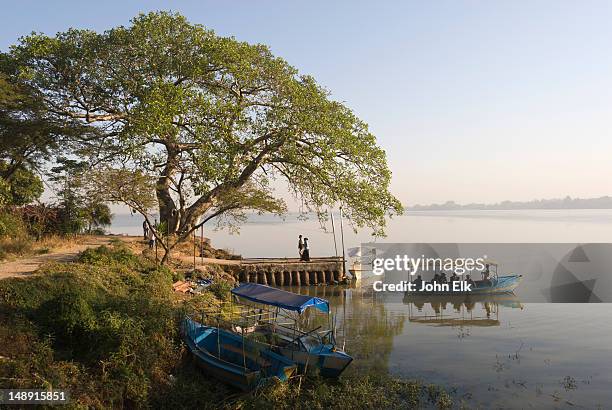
xmin=231 ymin=283 xmax=329 ymax=314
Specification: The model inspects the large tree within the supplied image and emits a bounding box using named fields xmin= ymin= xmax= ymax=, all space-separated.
xmin=0 ymin=69 xmax=83 ymax=181
xmin=0 ymin=74 xmax=48 ymax=207
xmin=0 ymin=63 xmax=91 ymax=208
xmin=8 ymin=12 xmax=403 ymax=262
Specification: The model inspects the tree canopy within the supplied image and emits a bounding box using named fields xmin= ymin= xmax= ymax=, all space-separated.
xmin=7 ymin=11 xmax=402 ymax=260
xmin=0 ymin=73 xmax=50 ymax=207
xmin=0 ymin=161 xmax=43 ymax=206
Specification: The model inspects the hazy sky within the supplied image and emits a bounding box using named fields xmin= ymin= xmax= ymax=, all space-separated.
xmin=2 ymin=1 xmax=612 ymax=206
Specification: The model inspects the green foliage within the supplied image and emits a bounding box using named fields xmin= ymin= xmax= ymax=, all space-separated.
xmin=90 ymin=168 xmax=158 ymax=216
xmin=0 ymin=177 xmax=9 ymax=208
xmin=38 ymin=291 xmax=98 ymax=349
xmin=0 ymin=71 xmax=81 ymax=204
xmin=83 ymin=202 xmax=112 ymax=232
xmin=0 ymin=210 xmax=31 ymax=259
xmin=0 ymin=210 xmax=27 ymax=237
xmin=0 ymin=244 xmax=176 ymax=406
xmin=239 ymin=374 xmax=426 ymax=409
xmin=49 ymin=158 xmax=113 ymax=234
xmin=0 ymin=161 xmax=43 ymax=206
xmin=8 ymin=11 xmax=402 ymax=254
xmin=427 ymin=384 xmax=454 ymax=409
xmin=208 ymin=281 xmax=233 ymax=302
xmin=78 ymin=244 xmax=141 ymax=267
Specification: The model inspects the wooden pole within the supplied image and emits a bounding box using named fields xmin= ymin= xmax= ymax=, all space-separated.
xmin=193 ymin=229 xmax=196 ymax=271
xmin=166 ymin=220 xmax=170 ymax=264
xmin=200 ymin=225 xmax=204 ymax=265
xmin=330 ymin=210 xmax=338 ymax=258
xmin=342 ymin=288 xmax=347 ymax=351
xmin=242 ymin=327 xmax=246 ymax=370
xmin=339 ymin=207 xmax=347 ymax=278
xmin=217 ymin=317 xmax=221 ymax=359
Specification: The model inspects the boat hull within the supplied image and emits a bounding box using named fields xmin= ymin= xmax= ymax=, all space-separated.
xmin=275 ymin=346 xmax=353 ymax=378
xmin=242 ymin=324 xmax=353 ymax=378
xmin=408 ymin=275 xmax=522 ymax=296
xmin=181 ymin=318 xmax=297 ymax=391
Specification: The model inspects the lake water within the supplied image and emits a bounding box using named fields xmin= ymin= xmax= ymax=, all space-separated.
xmin=111 ymin=209 xmax=612 ymax=257
xmin=110 ymin=210 xmax=612 ymax=408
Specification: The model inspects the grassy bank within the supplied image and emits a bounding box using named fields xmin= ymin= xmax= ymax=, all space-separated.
xmin=0 ymin=243 xmax=455 ymax=409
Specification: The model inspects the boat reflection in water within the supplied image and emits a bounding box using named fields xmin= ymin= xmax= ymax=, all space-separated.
xmin=282 ymin=285 xmax=406 ymax=375
xmin=403 ymin=293 xmax=523 ymax=327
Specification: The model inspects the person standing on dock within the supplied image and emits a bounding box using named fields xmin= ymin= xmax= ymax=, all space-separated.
xmin=142 ymin=220 xmax=149 ymax=241
xmin=147 ymin=226 xmax=155 ymax=249
xmin=301 ymin=237 xmax=311 ymax=261
xmin=298 ymin=235 xmax=304 ymax=258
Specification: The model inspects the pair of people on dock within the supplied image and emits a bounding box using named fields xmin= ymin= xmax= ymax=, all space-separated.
xmin=298 ymin=235 xmax=310 ymax=261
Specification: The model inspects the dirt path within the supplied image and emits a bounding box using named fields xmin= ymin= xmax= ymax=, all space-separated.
xmin=1 ymin=235 xmax=340 ymax=280
xmin=0 ymin=236 xmax=116 ymax=280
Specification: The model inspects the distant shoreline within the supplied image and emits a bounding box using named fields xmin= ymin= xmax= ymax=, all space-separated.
xmin=406 ymin=196 xmax=612 ymax=211
xmin=405 ymin=207 xmax=612 ymax=211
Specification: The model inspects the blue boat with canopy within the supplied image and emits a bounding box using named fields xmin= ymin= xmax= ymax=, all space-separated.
xmin=410 ymin=261 xmax=522 ymax=295
xmin=230 ymin=283 xmax=353 ymax=378
xmin=231 ymin=283 xmax=330 ymax=313
xmin=181 ymin=315 xmax=297 ymax=391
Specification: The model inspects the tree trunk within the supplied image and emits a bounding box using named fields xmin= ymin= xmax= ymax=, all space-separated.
xmin=159 ymin=234 xmax=177 ymax=265
xmin=160 ymin=248 xmax=170 ymax=265
xmin=156 ymin=144 xmax=179 ymax=234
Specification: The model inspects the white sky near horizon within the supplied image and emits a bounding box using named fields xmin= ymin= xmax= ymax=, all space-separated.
xmin=3 ymin=1 xmax=612 ymax=212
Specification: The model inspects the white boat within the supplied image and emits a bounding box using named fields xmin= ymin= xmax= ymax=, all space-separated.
xmin=347 ymin=246 xmax=381 ymax=286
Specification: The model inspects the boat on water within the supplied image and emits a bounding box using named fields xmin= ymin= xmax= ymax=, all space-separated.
xmin=347 ymin=245 xmax=381 ymax=286
xmin=409 ymin=261 xmax=522 ymax=295
xmin=229 ymin=283 xmax=353 ymax=378
xmin=181 ymin=316 xmax=297 ymax=391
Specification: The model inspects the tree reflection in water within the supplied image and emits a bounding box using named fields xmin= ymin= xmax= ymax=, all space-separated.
xmin=281 ymin=287 xmax=524 ymax=376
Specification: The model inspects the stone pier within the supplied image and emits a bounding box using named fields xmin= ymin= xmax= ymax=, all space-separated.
xmin=224 ymin=257 xmax=345 ymax=286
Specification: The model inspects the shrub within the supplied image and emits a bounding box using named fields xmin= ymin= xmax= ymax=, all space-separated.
xmin=208 ymin=281 xmax=233 ymax=301
xmin=0 ymin=244 xmax=179 ymax=406
xmin=0 ymin=211 xmax=33 ymax=260
xmin=78 ymin=244 xmax=141 ymax=267
xmin=0 ymin=210 xmax=28 ymax=238
xmin=37 ymin=291 xmax=98 ymax=353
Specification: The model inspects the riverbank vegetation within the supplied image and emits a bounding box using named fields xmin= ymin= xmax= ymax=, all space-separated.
xmin=0 ymin=243 xmax=455 ymax=409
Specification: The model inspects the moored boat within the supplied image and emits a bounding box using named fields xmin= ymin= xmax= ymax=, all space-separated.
xmin=347 ymin=246 xmax=381 ymax=286
xmin=409 ymin=261 xmax=522 ymax=295
xmin=230 ymin=283 xmax=353 ymax=378
xmin=411 ymin=274 xmax=522 ymax=295
xmin=181 ymin=316 xmax=297 ymax=391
